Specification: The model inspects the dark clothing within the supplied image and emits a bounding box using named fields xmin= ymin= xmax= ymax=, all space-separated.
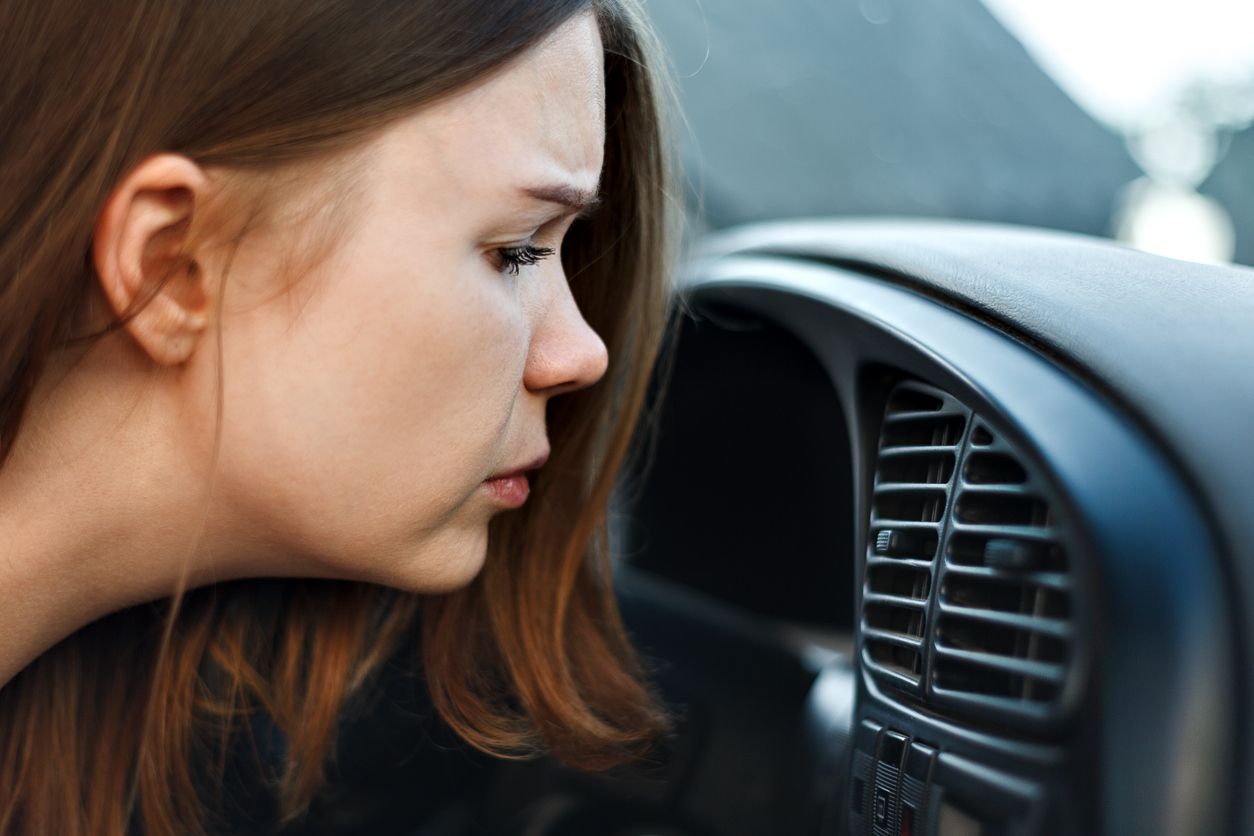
xmin=190 ymin=638 xmax=493 ymax=835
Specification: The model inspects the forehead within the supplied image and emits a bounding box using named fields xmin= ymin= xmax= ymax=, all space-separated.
xmin=382 ymin=12 xmax=607 ymax=201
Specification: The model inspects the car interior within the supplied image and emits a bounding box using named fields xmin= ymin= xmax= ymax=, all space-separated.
xmin=536 ymin=218 xmax=1250 ymax=836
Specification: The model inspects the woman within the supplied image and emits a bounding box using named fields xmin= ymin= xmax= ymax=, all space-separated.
xmin=0 ymin=0 xmax=679 ymax=832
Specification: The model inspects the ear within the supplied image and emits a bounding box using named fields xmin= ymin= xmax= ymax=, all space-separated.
xmin=92 ymin=154 xmax=214 ymax=366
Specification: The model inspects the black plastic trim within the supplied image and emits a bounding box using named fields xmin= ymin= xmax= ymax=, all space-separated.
xmin=680 ymin=254 xmax=1235 ymax=836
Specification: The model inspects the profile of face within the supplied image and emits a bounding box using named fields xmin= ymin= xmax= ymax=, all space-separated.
xmin=87 ymin=12 xmax=610 ymax=594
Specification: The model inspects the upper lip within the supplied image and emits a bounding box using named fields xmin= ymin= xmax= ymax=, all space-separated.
xmin=488 ymin=449 xmax=550 ymax=481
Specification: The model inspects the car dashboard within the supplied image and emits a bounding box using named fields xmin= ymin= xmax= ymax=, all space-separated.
xmin=611 ymin=220 xmax=1249 ymax=836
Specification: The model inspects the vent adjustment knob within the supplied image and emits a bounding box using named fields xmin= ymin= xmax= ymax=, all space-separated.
xmin=984 ymin=538 xmax=1045 ymax=571
xmin=875 ymin=529 xmax=926 ymax=557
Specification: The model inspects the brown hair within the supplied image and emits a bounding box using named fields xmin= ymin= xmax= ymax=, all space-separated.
xmin=0 ymin=0 xmax=680 ymax=833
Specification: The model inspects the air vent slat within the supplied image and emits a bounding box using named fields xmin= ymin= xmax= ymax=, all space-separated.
xmin=941 ymin=564 xmax=1070 ymax=591
xmin=868 ymin=519 xmax=939 ymax=530
xmin=864 ymin=653 xmax=924 ymax=688
xmin=943 ymin=568 xmax=1068 ymax=601
xmin=874 ymin=483 xmax=954 ymax=495
xmin=953 ymin=483 xmax=1035 ymax=497
xmin=866 ymin=557 xmax=934 ymax=573
xmin=948 ymin=522 xmax=1059 ymax=541
xmin=936 ymin=602 xmax=1071 ymax=638
xmin=877 ymin=445 xmax=964 ymax=458
xmin=861 ymin=628 xmax=924 ymax=649
xmin=932 ymin=645 xmax=1066 ymax=684
xmin=863 ymin=592 xmax=928 ymax=610
xmin=882 ymin=409 xmax=964 ymax=424
xmin=933 ymin=674 xmax=1061 ymax=705
xmin=880 ymin=415 xmax=966 ymax=449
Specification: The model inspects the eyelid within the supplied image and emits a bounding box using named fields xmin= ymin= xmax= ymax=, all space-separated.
xmin=484 ymin=213 xmax=578 ymax=275
xmin=492 ymin=242 xmax=555 ymax=276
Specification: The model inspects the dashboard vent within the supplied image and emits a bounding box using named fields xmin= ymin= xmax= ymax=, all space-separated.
xmin=861 ymin=381 xmax=1078 ymax=726
xmin=863 ymin=383 xmax=965 ymax=691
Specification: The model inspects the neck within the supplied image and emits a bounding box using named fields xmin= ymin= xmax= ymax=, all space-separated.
xmin=0 ymin=338 xmax=210 ymax=688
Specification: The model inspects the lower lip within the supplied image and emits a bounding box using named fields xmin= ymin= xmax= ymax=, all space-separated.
xmin=483 ymin=474 xmax=530 ymax=508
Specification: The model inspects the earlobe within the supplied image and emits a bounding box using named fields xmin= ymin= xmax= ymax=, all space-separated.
xmin=92 ymin=154 xmax=214 ymax=366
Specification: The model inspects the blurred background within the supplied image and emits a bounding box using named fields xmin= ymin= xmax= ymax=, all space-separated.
xmin=643 ymin=0 xmax=1254 ymax=266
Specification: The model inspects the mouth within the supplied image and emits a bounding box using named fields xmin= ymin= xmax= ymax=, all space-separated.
xmin=482 ymin=472 xmax=531 ymax=508
xmin=482 ymin=449 xmax=549 ymax=509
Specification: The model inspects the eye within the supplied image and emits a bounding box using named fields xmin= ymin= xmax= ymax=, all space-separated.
xmin=493 ymin=244 xmax=556 ymax=276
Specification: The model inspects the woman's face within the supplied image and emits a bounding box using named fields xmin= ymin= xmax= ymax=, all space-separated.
xmin=201 ymin=11 xmax=609 ymax=591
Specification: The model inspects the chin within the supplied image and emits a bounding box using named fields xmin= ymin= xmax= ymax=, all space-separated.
xmin=380 ymin=525 xmax=491 ymax=594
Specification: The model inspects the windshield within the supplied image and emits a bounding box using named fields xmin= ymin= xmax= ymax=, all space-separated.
xmin=647 ymin=0 xmax=1254 ymax=266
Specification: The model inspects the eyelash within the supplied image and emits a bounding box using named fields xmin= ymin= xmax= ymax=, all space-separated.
xmin=494 ymin=244 xmax=556 ymax=276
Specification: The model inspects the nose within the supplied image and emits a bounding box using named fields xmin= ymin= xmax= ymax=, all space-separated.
xmin=523 ymin=278 xmax=609 ymax=398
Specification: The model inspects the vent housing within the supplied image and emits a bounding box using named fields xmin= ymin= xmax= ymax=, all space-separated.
xmin=862 ymin=380 xmax=1079 ymax=727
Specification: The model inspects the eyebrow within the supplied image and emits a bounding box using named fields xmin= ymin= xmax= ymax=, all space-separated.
xmin=522 ymin=183 xmax=602 ymax=218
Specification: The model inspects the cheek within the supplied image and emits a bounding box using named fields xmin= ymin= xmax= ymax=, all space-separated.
xmin=213 ymin=228 xmax=529 ymax=571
